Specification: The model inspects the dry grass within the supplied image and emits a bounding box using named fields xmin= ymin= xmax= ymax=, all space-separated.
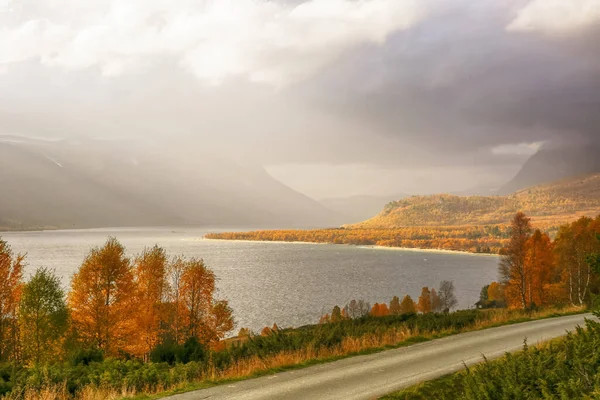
xmin=2 ymin=306 xmax=584 ymax=400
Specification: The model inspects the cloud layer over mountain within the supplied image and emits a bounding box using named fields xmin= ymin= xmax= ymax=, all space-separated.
xmin=1 ymin=0 xmax=599 ymax=197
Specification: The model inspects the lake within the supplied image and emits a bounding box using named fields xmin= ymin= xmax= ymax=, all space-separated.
xmin=0 ymin=227 xmax=499 ymax=333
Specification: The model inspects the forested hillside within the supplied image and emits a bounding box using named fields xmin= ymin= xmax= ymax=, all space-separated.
xmin=353 ymin=174 xmax=600 ymax=229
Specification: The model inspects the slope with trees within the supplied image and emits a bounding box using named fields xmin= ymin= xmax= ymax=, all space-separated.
xmin=354 ymin=173 xmax=600 ymax=229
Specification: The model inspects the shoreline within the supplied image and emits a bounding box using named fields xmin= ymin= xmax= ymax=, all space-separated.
xmin=201 ymin=237 xmax=498 ymax=257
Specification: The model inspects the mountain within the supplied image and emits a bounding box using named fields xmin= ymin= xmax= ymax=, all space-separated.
xmin=319 ymin=193 xmax=408 ymax=224
xmin=499 ymin=143 xmax=600 ymax=195
xmin=0 ymin=137 xmax=343 ymax=230
xmin=352 ymin=173 xmax=600 ymax=229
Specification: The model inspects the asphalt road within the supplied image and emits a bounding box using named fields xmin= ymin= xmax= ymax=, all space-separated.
xmin=166 ymin=313 xmax=592 ymax=400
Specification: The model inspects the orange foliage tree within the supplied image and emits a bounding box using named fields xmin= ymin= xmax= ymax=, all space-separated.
xmin=524 ymin=230 xmax=556 ymax=306
xmin=399 ymin=295 xmax=416 ymax=314
xmin=68 ymin=237 xmax=136 ymax=356
xmin=389 ymin=296 xmax=401 ymax=315
xmin=178 ymin=258 xmax=233 ymax=344
xmin=370 ymin=303 xmax=390 ymax=317
xmin=499 ymin=212 xmax=533 ymax=309
xmin=418 ymin=287 xmax=432 ymax=313
xmin=132 ymin=245 xmax=169 ymax=360
xmin=0 ymin=238 xmax=25 ymax=362
xmin=487 ymin=282 xmax=505 ymax=305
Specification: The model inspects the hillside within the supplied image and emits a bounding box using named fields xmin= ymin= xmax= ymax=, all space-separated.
xmin=352 ymin=173 xmax=600 ymax=229
xmin=0 ymin=137 xmax=343 ymax=231
xmin=499 ymin=143 xmax=600 ymax=194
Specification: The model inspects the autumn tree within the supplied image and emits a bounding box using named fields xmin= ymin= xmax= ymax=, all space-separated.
xmin=399 ymin=295 xmax=416 ymax=314
xmin=179 ymin=258 xmax=233 ymax=344
xmin=238 ymin=327 xmax=250 ymax=337
xmin=389 ymin=296 xmax=401 ymax=315
xmin=370 ymin=303 xmax=389 ymax=317
xmin=499 ymin=212 xmax=533 ymax=309
xmin=488 ymin=282 xmax=505 ymax=307
xmin=418 ymin=287 xmax=432 ymax=313
xmin=0 ymin=238 xmax=24 ymax=362
xmin=132 ymin=246 xmax=169 ymax=360
xmin=479 ymin=285 xmax=489 ymax=307
xmin=330 ymin=305 xmax=342 ymax=322
xmin=19 ymin=268 xmax=68 ymax=364
xmin=168 ymin=256 xmax=187 ymax=344
xmin=430 ymin=288 xmax=442 ymax=313
xmin=525 ymin=230 xmax=555 ymax=306
xmin=68 ymin=237 xmax=136 ymax=356
xmin=319 ymin=314 xmax=330 ymax=324
xmin=555 ymin=217 xmax=600 ymax=306
xmin=438 ymin=281 xmax=457 ymax=312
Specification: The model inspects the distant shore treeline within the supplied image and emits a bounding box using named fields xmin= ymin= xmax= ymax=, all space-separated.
xmin=206 ymin=225 xmax=511 ymax=254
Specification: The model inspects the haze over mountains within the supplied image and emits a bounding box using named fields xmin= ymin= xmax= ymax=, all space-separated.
xmin=499 ymin=142 xmax=600 ymax=195
xmin=2 ymin=135 xmax=599 ymax=232
xmin=0 ymin=136 xmax=344 ymax=230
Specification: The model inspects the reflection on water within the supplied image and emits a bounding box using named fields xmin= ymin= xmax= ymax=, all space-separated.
xmin=1 ymin=227 xmax=499 ymax=332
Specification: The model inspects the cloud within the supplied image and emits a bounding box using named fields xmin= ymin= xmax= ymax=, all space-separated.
xmin=508 ymin=0 xmax=600 ymax=34
xmin=0 ymin=0 xmax=426 ymax=86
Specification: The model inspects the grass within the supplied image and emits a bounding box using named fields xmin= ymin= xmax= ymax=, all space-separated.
xmin=0 ymin=306 xmax=586 ymax=400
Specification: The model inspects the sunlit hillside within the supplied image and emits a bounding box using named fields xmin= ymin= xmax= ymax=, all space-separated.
xmin=352 ymin=174 xmax=600 ymax=229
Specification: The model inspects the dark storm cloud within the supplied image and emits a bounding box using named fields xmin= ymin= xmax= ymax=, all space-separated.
xmin=294 ymin=1 xmax=600 ymax=166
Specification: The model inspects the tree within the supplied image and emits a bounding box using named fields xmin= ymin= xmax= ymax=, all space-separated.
xmin=68 ymin=237 xmax=136 ymax=356
xmin=488 ymin=282 xmax=505 ymax=306
xmin=370 ymin=303 xmax=389 ymax=317
xmin=499 ymin=212 xmax=533 ymax=309
xmin=479 ymin=285 xmax=489 ymax=307
xmin=438 ymin=281 xmax=458 ymax=311
xmin=132 ymin=246 xmax=169 ymax=360
xmin=19 ymin=268 xmax=68 ymax=364
xmin=260 ymin=326 xmax=272 ymax=336
xmin=418 ymin=287 xmax=432 ymax=313
xmin=430 ymin=288 xmax=442 ymax=312
xmin=399 ymin=295 xmax=416 ymax=314
xmin=330 ymin=305 xmax=342 ymax=322
xmin=525 ymin=230 xmax=555 ymax=306
xmin=179 ymin=258 xmax=233 ymax=344
xmin=389 ymin=296 xmax=401 ymax=315
xmin=0 ymin=238 xmax=25 ymax=362
xmin=344 ymin=299 xmax=370 ymax=319
xmin=555 ymin=217 xmax=600 ymax=306
xmin=168 ymin=256 xmax=188 ymax=344
xmin=238 ymin=327 xmax=250 ymax=337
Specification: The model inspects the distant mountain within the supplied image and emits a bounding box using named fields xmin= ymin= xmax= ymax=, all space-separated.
xmin=319 ymin=193 xmax=408 ymax=224
xmin=352 ymin=173 xmax=600 ymax=229
xmin=499 ymin=143 xmax=600 ymax=195
xmin=0 ymin=137 xmax=344 ymax=231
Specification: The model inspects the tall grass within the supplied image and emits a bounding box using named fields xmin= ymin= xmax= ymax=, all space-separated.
xmin=0 ymin=306 xmax=584 ymax=400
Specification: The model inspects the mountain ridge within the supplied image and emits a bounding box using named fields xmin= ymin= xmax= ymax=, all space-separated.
xmin=351 ymin=173 xmax=600 ymax=229
xmin=0 ymin=138 xmax=344 ymax=231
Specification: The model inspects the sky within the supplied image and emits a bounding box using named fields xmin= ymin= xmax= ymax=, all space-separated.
xmin=1 ymin=0 xmax=599 ymax=198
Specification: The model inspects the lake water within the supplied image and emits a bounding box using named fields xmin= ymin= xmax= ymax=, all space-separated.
xmin=0 ymin=227 xmax=499 ymax=333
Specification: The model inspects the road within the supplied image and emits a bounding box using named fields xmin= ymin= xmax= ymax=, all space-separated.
xmin=166 ymin=313 xmax=592 ymax=400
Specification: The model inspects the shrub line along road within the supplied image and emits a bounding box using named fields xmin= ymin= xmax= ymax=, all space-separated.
xmin=165 ymin=314 xmax=592 ymax=400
